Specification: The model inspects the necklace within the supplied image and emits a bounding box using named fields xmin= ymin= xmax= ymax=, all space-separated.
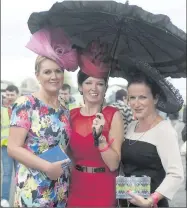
xmin=128 ymin=116 xmax=158 ymax=146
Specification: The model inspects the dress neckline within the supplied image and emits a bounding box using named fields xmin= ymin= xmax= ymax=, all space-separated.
xmin=132 ymin=119 xmax=165 ymax=134
xmin=78 ymin=106 xmax=108 ymax=117
xmin=30 ymin=94 xmax=65 ymax=111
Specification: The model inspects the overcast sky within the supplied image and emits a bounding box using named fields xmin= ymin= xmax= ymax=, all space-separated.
xmin=1 ymin=0 xmax=186 ymax=99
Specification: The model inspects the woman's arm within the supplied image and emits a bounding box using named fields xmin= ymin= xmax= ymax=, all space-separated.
xmin=8 ymin=96 xmax=66 ymax=181
xmin=7 ymin=127 xmax=51 ymax=172
xmin=154 ymin=126 xmax=184 ymax=200
xmin=99 ymin=111 xmax=124 ymax=171
xmin=8 ymin=127 xmax=66 ymax=180
xmin=66 ymin=145 xmax=75 ymax=170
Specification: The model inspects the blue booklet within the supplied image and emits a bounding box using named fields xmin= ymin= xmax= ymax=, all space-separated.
xmin=38 ymin=145 xmax=71 ymax=168
xmin=29 ymin=145 xmax=71 ymax=187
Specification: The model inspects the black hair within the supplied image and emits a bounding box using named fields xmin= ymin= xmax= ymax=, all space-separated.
xmin=77 ymin=70 xmax=107 ymax=86
xmin=115 ymin=89 xmax=127 ymax=101
xmin=127 ymin=72 xmax=160 ymax=99
xmin=6 ymin=85 xmax=19 ymax=94
xmin=62 ymin=84 xmax=71 ymax=92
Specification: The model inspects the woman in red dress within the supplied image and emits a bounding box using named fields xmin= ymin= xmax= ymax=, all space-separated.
xmin=67 ymin=40 xmax=124 ymax=207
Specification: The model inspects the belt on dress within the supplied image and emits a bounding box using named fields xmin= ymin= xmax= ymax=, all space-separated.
xmin=75 ymin=164 xmax=105 ymax=173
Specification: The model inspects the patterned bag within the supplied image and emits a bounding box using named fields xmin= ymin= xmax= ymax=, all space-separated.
xmin=116 ymin=163 xmax=151 ymax=199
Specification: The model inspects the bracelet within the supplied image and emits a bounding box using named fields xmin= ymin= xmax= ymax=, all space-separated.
xmin=151 ymin=192 xmax=159 ymax=207
xmin=99 ymin=138 xmax=114 ymax=152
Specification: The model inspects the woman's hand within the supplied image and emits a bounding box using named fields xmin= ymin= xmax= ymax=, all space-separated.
xmin=127 ymin=191 xmax=153 ymax=207
xmin=92 ymin=113 xmax=105 ymax=135
xmin=45 ymin=160 xmax=69 ymax=180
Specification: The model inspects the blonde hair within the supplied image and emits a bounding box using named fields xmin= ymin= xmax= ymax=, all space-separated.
xmin=35 ymin=56 xmax=49 ymax=73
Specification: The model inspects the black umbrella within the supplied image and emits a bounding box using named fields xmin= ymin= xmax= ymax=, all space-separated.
xmin=27 ymin=0 xmax=186 ymax=146
xmin=28 ymin=0 xmax=186 ymax=78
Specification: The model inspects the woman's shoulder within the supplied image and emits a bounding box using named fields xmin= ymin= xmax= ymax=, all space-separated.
xmin=156 ymin=120 xmax=177 ymax=134
xmin=13 ymin=95 xmax=34 ymax=107
xmin=103 ymin=106 xmax=118 ymax=114
xmin=148 ymin=120 xmax=178 ymax=144
xmin=70 ymin=107 xmax=80 ymax=118
xmin=156 ymin=119 xmax=174 ymax=129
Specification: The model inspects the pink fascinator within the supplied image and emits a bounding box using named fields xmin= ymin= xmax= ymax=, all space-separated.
xmin=78 ymin=40 xmax=113 ymax=78
xmin=26 ymin=28 xmax=78 ymax=72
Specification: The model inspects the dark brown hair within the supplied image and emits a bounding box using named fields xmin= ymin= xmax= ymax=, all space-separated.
xmin=77 ymin=70 xmax=107 ymax=86
xmin=127 ymin=72 xmax=161 ymax=99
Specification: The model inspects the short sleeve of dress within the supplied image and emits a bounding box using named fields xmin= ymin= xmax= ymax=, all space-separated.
xmin=10 ymin=96 xmax=33 ymax=130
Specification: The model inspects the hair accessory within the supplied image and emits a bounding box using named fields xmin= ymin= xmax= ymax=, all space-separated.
xmin=78 ymin=39 xmax=119 ymax=78
xmin=26 ymin=28 xmax=78 ymax=71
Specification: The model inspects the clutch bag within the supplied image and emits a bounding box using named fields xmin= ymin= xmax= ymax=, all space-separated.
xmin=116 ymin=175 xmax=151 ymax=199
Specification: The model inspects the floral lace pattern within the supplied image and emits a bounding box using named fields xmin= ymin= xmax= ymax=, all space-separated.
xmin=10 ymin=95 xmax=71 ymax=207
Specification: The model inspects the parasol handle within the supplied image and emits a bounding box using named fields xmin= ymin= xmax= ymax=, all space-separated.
xmin=93 ymin=19 xmax=123 ymax=147
xmin=93 ymin=112 xmax=103 ymax=147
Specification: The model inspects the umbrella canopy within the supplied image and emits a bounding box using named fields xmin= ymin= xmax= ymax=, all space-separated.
xmin=28 ymin=0 xmax=186 ymax=78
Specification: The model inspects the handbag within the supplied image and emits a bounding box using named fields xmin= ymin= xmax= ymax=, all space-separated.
xmin=116 ymin=162 xmax=151 ymax=200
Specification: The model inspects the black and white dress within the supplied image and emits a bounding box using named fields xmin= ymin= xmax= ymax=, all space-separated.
xmin=120 ymin=120 xmax=184 ymax=207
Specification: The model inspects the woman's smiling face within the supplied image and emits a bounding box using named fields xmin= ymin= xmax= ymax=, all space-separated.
xmin=128 ymin=82 xmax=157 ymax=119
xmin=79 ymin=76 xmax=107 ymax=105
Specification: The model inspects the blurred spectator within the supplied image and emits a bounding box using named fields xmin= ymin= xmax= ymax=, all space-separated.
xmin=59 ymin=84 xmax=76 ymax=110
xmin=111 ymin=89 xmax=134 ymax=137
xmin=1 ymin=85 xmax=19 ymax=207
xmin=4 ymin=85 xmax=19 ymax=107
xmin=2 ymin=95 xmax=8 ymax=107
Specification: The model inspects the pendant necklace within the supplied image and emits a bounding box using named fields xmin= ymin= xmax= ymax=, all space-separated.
xmin=128 ymin=116 xmax=158 ymax=146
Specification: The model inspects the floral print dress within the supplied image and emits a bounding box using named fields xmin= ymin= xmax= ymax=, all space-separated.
xmin=10 ymin=95 xmax=71 ymax=207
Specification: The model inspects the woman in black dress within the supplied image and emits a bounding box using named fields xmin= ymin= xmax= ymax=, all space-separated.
xmin=120 ymin=71 xmax=184 ymax=207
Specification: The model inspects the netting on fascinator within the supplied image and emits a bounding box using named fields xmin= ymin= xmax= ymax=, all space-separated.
xmin=26 ymin=28 xmax=78 ymax=72
xmin=78 ymin=39 xmax=118 ymax=78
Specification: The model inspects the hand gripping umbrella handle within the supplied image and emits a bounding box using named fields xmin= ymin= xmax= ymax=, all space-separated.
xmin=93 ymin=115 xmax=103 ymax=147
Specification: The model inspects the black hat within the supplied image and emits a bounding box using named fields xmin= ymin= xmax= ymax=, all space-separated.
xmin=119 ymin=56 xmax=184 ymax=113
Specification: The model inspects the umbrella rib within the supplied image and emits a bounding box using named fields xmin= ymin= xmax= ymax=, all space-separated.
xmin=135 ymin=36 xmax=156 ymax=62
xmin=72 ymin=25 xmax=115 ymax=36
xmin=119 ymin=15 xmax=185 ymax=43
xmin=56 ymin=22 xmax=105 ymax=27
xmin=150 ymin=54 xmax=186 ymax=67
xmin=140 ymin=34 xmax=174 ymax=60
xmin=122 ymin=35 xmax=132 ymax=52
xmin=134 ymin=23 xmax=184 ymax=56
xmin=133 ymin=25 xmax=175 ymax=60
xmin=138 ymin=24 xmax=185 ymax=51
xmin=121 ymin=35 xmax=155 ymax=62
xmin=126 ymin=36 xmax=131 ymax=52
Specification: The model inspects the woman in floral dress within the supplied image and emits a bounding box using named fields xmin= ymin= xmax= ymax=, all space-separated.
xmin=7 ymin=28 xmax=78 ymax=207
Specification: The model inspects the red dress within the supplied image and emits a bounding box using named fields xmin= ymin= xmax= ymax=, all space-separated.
xmin=68 ymin=106 xmax=118 ymax=207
